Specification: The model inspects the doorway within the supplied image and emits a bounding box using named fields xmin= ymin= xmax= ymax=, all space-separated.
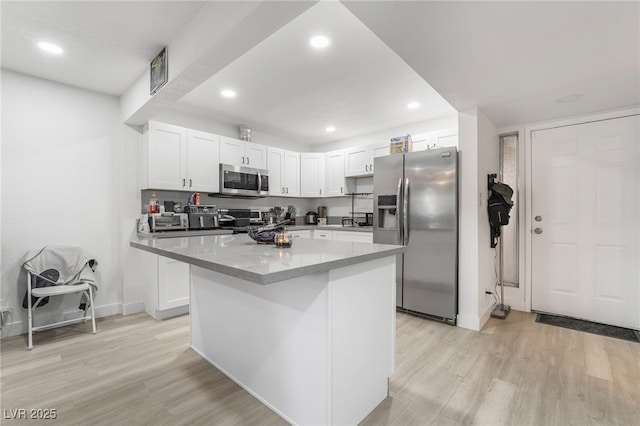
xmin=529 ymin=114 xmax=639 ymax=329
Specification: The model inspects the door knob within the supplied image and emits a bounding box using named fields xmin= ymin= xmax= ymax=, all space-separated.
xmin=534 ymin=228 xmax=543 ymax=234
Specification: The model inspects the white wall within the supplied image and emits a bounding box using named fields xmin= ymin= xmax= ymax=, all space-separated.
xmin=314 ymin=115 xmax=458 ymax=153
xmin=456 ymin=108 xmax=500 ymax=331
xmin=0 ymin=70 xmax=139 ymax=336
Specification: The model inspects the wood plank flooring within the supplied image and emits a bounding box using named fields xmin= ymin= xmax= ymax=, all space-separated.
xmin=1 ymin=310 xmax=638 ymax=425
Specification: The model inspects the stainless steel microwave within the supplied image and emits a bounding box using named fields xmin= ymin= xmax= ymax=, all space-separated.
xmin=213 ymin=164 xmax=269 ymax=198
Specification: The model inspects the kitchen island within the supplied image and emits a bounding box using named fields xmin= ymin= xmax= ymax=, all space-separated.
xmin=131 ymin=234 xmax=404 ymax=426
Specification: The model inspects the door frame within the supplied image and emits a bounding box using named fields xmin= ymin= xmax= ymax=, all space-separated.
xmin=523 ymin=107 xmax=640 ymax=313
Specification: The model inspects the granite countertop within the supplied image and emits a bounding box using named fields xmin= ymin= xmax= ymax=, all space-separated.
xmin=130 ymin=234 xmax=404 ymax=285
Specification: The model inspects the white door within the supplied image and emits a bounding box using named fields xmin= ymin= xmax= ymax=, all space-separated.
xmin=186 ymin=130 xmax=219 ymax=193
xmin=146 ymin=122 xmax=187 ymax=190
xmin=219 ymin=136 xmax=245 ymax=166
xmin=300 ymin=153 xmax=325 ymax=197
xmin=325 ymin=150 xmax=346 ymax=197
xmin=245 ymin=142 xmax=267 ymax=169
xmin=531 ymin=115 xmax=639 ymax=329
xmin=157 ymin=256 xmax=190 ymax=311
xmin=283 ymin=150 xmax=300 ymax=197
xmin=344 ymin=145 xmax=372 ymax=177
xmin=268 ymin=147 xmax=285 ymax=196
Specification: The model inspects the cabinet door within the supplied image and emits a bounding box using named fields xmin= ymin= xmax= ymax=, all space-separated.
xmin=313 ymin=230 xmax=333 ymax=240
xmin=283 ymin=150 xmax=300 ymax=197
xmin=289 ymin=230 xmax=311 ymax=239
xmin=219 ymin=136 xmax=245 ymax=166
xmin=146 ymin=122 xmax=187 ymax=190
xmin=434 ymin=128 xmax=458 ymax=148
xmin=372 ymin=142 xmax=389 ymax=160
xmin=300 ymin=153 xmax=325 ymax=197
xmin=325 ymin=150 xmax=346 ymax=196
xmin=245 ymin=142 xmax=268 ymax=169
xmin=187 ymin=130 xmax=220 ymax=192
xmin=333 ymin=231 xmax=373 ymax=243
xmin=268 ymin=147 xmax=285 ymax=196
xmin=157 ymin=256 xmax=190 ymax=310
xmin=344 ymin=145 xmax=372 ymax=177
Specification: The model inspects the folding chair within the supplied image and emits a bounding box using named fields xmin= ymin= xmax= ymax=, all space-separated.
xmin=23 ymin=246 xmax=97 ymax=349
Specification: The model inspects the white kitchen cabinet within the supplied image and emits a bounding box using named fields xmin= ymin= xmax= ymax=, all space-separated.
xmin=333 ymin=230 xmax=373 ymax=243
xmin=432 ymin=128 xmax=458 ymax=148
xmin=325 ymin=150 xmax=346 ymax=197
xmin=186 ymin=129 xmax=220 ymax=192
xmin=268 ymin=147 xmax=300 ymax=197
xmin=143 ymin=121 xmax=220 ymax=192
xmin=300 ymin=153 xmax=325 ymax=197
xmin=372 ymin=142 xmax=389 ymax=159
xmin=139 ymin=250 xmax=190 ymax=320
xmin=313 ymin=229 xmax=333 ymax=240
xmin=344 ymin=145 xmax=373 ymax=177
xmin=219 ymin=136 xmax=267 ymax=169
xmin=289 ymin=229 xmax=311 ymax=239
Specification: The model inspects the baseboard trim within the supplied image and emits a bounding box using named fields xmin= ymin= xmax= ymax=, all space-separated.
xmin=122 ymin=302 xmax=144 ymax=315
xmin=1 ymin=302 xmax=122 ymax=338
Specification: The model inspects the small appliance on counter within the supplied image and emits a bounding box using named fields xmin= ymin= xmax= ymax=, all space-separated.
xmin=149 ymin=213 xmax=188 ymax=232
xmin=184 ymin=205 xmax=218 ymax=230
xmin=305 ymin=211 xmax=318 ymax=225
xmin=218 ymin=208 xmax=264 ymax=233
xmin=317 ymin=206 xmax=327 ymax=225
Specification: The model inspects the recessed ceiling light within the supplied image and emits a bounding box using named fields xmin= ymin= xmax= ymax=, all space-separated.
xmin=37 ymin=41 xmax=63 ymax=55
xmin=407 ymin=102 xmax=421 ymax=109
xmin=220 ymin=89 xmax=236 ymax=98
xmin=310 ymin=36 xmax=330 ymax=49
xmin=325 ymin=126 xmax=336 ymax=133
xmin=555 ymin=93 xmax=583 ymax=103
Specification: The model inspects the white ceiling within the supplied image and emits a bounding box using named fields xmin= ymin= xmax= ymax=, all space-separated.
xmin=2 ymin=1 xmax=638 ymax=144
xmin=1 ymin=1 xmax=205 ymax=95
xmin=175 ymin=1 xmax=455 ymax=144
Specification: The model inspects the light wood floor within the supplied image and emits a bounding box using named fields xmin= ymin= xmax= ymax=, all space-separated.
xmin=1 ymin=310 xmax=639 ymax=425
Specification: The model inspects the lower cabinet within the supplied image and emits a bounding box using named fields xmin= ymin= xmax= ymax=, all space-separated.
xmin=289 ymin=230 xmax=311 ymax=239
xmin=332 ymin=231 xmax=374 ymax=243
xmin=313 ymin=230 xmax=333 ymax=240
xmin=140 ymin=250 xmax=190 ymax=320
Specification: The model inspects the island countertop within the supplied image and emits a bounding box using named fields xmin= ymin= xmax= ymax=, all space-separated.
xmin=130 ymin=234 xmax=404 ymax=285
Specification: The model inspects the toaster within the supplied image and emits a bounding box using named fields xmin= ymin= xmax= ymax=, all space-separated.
xmin=149 ymin=213 xmax=188 ymax=232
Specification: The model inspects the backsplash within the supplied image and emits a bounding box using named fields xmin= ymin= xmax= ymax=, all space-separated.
xmin=141 ymin=177 xmax=374 ymax=225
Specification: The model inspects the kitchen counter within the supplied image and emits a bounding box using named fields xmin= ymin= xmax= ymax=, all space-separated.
xmin=287 ymin=224 xmax=373 ymax=232
xmin=130 ymin=233 xmax=402 ymax=425
xmin=130 ymin=233 xmax=402 ymax=285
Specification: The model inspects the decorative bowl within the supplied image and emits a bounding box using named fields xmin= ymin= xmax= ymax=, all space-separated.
xmin=248 ymin=229 xmax=279 ymax=244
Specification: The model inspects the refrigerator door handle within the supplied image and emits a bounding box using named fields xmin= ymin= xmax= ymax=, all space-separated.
xmin=396 ymin=178 xmax=403 ymax=244
xmin=403 ymin=178 xmax=410 ymax=245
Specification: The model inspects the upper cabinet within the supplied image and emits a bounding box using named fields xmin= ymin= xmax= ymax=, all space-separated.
xmin=325 ymin=150 xmax=346 ymax=197
xmin=412 ymin=128 xmax=459 ymax=151
xmin=219 ymin=136 xmax=267 ymax=169
xmin=268 ymin=147 xmax=300 ymax=197
xmin=344 ymin=145 xmax=373 ymax=177
xmin=300 ymin=153 xmax=325 ymax=197
xmin=143 ymin=121 xmax=220 ymax=192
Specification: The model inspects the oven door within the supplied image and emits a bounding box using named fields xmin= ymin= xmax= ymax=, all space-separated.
xmin=219 ymin=164 xmax=269 ymax=197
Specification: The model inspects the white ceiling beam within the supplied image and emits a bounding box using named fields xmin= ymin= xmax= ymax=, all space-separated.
xmin=121 ymin=1 xmax=318 ymax=126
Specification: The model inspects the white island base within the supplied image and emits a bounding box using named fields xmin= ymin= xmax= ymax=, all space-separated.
xmin=190 ymin=256 xmax=396 ymax=426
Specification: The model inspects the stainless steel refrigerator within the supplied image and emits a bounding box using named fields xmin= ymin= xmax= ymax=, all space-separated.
xmin=373 ymin=148 xmax=458 ymax=324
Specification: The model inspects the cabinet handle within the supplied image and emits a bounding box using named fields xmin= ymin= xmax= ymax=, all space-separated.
xmin=247 ymin=157 xmax=250 ymax=165
xmin=242 ymin=156 xmax=245 ymax=164
xmin=189 ymin=179 xmax=192 ymax=188
xmin=182 ymin=178 xmax=186 ymax=188
xmin=286 ymin=187 xmax=289 ymax=194
xmin=319 ymin=188 xmax=322 ymax=195
xmin=370 ymin=163 xmax=373 ymax=172
xmin=282 ymin=187 xmax=285 ymax=194
xmin=340 ymin=186 xmax=343 ymax=194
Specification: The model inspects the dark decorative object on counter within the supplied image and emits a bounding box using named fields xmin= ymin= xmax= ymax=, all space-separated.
xmin=247 ymin=219 xmax=290 ymax=244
